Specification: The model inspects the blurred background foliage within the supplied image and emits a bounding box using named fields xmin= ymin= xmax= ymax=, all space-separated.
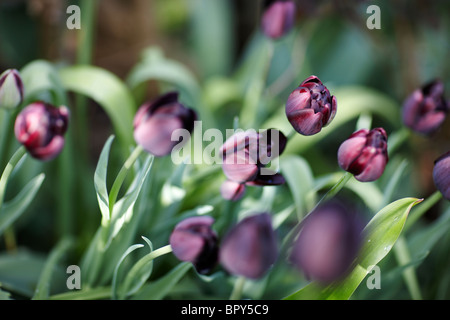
xmin=0 ymin=0 xmax=449 ymax=299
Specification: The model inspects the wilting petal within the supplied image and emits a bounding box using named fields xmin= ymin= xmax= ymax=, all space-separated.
xmin=246 ymin=172 xmax=285 ymax=186
xmin=220 ymin=213 xmax=278 ymax=279
xmin=433 ymin=151 xmax=450 ymax=200
xmin=222 ymin=149 xmax=259 ymax=183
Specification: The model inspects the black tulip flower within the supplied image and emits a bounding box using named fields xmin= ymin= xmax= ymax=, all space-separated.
xmin=0 ymin=69 xmax=24 ymax=110
xmin=219 ymin=128 xmax=286 ymax=200
xmin=290 ymin=202 xmax=364 ymax=284
xmin=261 ymin=0 xmax=296 ymax=39
xmin=337 ymin=128 xmax=388 ymax=182
xmin=219 ymin=213 xmax=278 ymax=279
xmin=14 ymin=102 xmax=69 ymax=161
xmin=169 ymin=216 xmax=219 ymax=274
xmin=402 ymin=79 xmax=449 ymax=135
xmin=286 ymin=75 xmax=337 ymax=136
xmin=433 ymin=151 xmax=450 ymax=201
xmin=133 ymin=91 xmax=197 ymax=157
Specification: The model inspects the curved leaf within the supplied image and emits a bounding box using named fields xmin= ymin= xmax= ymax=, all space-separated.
xmin=58 ymin=66 xmax=136 ymax=150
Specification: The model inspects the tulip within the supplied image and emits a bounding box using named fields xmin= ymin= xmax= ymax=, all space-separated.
xmin=220 ymin=128 xmax=286 ymax=190
xmin=402 ymin=79 xmax=449 ymax=135
xmin=14 ymin=102 xmax=69 ymax=161
xmin=433 ymin=151 xmax=450 ymax=201
xmin=219 ymin=213 xmax=278 ymax=279
xmin=0 ymin=69 xmax=24 ymax=110
xmin=290 ymin=202 xmax=364 ymax=284
xmin=286 ymin=75 xmax=337 ymax=136
xmin=169 ymin=216 xmax=218 ymax=274
xmin=261 ymin=0 xmax=296 ymax=39
xmin=133 ymin=91 xmax=197 ymax=157
xmin=337 ymin=127 xmax=388 ymax=182
xmin=220 ymin=180 xmax=246 ymax=201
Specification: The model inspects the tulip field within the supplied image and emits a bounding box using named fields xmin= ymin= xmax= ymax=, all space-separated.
xmin=0 ymin=0 xmax=449 ymax=304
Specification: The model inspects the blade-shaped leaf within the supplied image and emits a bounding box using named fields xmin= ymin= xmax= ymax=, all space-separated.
xmin=0 ymin=174 xmax=45 ymax=236
xmin=285 ymin=197 xmax=422 ymax=300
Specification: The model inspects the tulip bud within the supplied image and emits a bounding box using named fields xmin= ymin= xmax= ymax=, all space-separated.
xmin=133 ymin=91 xmax=197 ymax=157
xmin=290 ymin=202 xmax=364 ymax=284
xmin=14 ymin=102 xmax=69 ymax=161
xmin=337 ymin=127 xmax=388 ymax=182
xmin=220 ymin=128 xmax=286 ymax=188
xmin=169 ymin=216 xmax=218 ymax=274
xmin=220 ymin=180 xmax=246 ymax=202
xmin=286 ymin=75 xmax=337 ymax=136
xmin=0 ymin=69 xmax=24 ymax=110
xmin=219 ymin=213 xmax=278 ymax=279
xmin=261 ymin=0 xmax=296 ymax=39
xmin=433 ymin=151 xmax=450 ymax=201
xmin=402 ymin=79 xmax=449 ymax=135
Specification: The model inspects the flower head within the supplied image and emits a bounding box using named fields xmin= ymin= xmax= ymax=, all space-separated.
xmin=290 ymin=202 xmax=364 ymax=284
xmin=169 ymin=216 xmax=218 ymax=274
xmin=402 ymin=79 xmax=449 ymax=135
xmin=261 ymin=0 xmax=296 ymax=39
xmin=286 ymin=75 xmax=337 ymax=136
xmin=433 ymin=151 xmax=450 ymax=201
xmin=133 ymin=91 xmax=197 ymax=157
xmin=219 ymin=213 xmax=278 ymax=279
xmin=0 ymin=69 xmax=24 ymax=110
xmin=337 ymin=127 xmax=388 ymax=182
xmin=14 ymin=102 xmax=69 ymax=161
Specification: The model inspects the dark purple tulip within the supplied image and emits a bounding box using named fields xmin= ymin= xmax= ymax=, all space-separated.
xmin=220 ymin=213 xmax=278 ymax=279
xmin=402 ymin=80 xmax=449 ymax=135
xmin=0 ymin=69 xmax=24 ymax=110
xmin=220 ymin=128 xmax=286 ymax=191
xmin=14 ymin=102 xmax=69 ymax=161
xmin=337 ymin=127 xmax=388 ymax=182
xmin=220 ymin=180 xmax=246 ymax=202
xmin=169 ymin=216 xmax=218 ymax=274
xmin=261 ymin=0 xmax=296 ymax=39
xmin=290 ymin=202 xmax=364 ymax=284
xmin=433 ymin=151 xmax=450 ymax=200
xmin=286 ymin=75 xmax=337 ymax=136
xmin=133 ymin=91 xmax=197 ymax=157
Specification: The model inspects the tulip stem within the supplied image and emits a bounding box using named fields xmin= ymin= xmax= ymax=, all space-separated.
xmin=108 ymin=145 xmax=144 ymax=213
xmin=229 ymin=276 xmax=246 ymax=300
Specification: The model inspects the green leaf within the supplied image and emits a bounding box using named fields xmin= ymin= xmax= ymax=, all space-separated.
xmin=0 ymin=174 xmax=45 ymax=236
xmin=58 ymin=65 xmax=136 ymax=151
xmin=20 ymin=60 xmax=67 ymax=105
xmin=132 ymin=262 xmax=192 ymax=300
xmin=32 ymin=237 xmax=73 ymax=300
xmin=285 ymin=197 xmax=422 ymax=300
xmin=94 ymin=135 xmax=115 ymax=225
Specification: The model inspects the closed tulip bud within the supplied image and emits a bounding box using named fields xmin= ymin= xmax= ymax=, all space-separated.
xmin=286 ymin=75 xmax=337 ymax=136
xmin=169 ymin=216 xmax=218 ymax=274
xmin=220 ymin=180 xmax=246 ymax=202
xmin=0 ymin=69 xmax=24 ymax=110
xmin=337 ymin=127 xmax=388 ymax=182
xmin=133 ymin=91 xmax=197 ymax=157
xmin=261 ymin=0 xmax=296 ymax=39
xmin=402 ymin=80 xmax=449 ymax=135
xmin=220 ymin=128 xmax=286 ymax=189
xmin=14 ymin=102 xmax=69 ymax=161
xmin=433 ymin=151 xmax=450 ymax=200
xmin=290 ymin=202 xmax=364 ymax=284
xmin=219 ymin=213 xmax=278 ymax=279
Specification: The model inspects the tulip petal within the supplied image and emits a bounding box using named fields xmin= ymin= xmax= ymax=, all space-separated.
xmin=220 ymin=180 xmax=246 ymax=201
xmin=354 ymin=153 xmax=387 ymax=182
xmin=337 ymin=136 xmax=367 ymax=171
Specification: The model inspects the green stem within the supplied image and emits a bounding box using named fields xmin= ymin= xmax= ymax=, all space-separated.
xmin=108 ymin=145 xmax=144 ymax=213
xmin=393 ymin=236 xmax=422 ymax=300
xmin=404 ymin=190 xmax=442 ymax=232
xmin=229 ymin=276 xmax=246 ymax=300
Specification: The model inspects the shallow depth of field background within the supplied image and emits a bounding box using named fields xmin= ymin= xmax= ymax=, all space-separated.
xmin=0 ymin=0 xmax=449 ymax=300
